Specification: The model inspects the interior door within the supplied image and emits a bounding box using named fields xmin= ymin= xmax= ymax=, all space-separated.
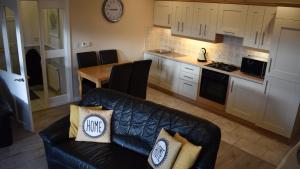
xmin=38 ymin=0 xmax=72 ymax=107
xmin=0 ymin=0 xmax=33 ymax=131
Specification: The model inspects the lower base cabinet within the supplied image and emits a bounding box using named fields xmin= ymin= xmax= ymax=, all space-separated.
xmin=178 ymin=79 xmax=198 ymax=100
xmin=226 ymin=77 xmax=265 ymax=123
xmin=257 ymin=76 xmax=300 ymax=138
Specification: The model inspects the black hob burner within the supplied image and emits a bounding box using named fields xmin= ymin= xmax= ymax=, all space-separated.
xmin=205 ymin=62 xmax=239 ymax=72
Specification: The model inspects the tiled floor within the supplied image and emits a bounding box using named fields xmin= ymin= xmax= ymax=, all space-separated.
xmin=147 ymin=88 xmax=291 ymax=166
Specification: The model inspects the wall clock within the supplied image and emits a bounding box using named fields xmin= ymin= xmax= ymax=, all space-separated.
xmin=102 ymin=0 xmax=124 ymax=23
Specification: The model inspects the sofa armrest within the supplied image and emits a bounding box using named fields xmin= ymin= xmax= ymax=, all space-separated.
xmin=39 ymin=115 xmax=70 ymax=145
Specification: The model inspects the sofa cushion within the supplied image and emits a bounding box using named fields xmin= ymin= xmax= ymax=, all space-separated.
xmin=76 ymin=108 xmax=113 ymax=143
xmin=148 ymin=129 xmax=182 ymax=169
xmin=69 ymin=105 xmax=102 ymax=138
xmin=54 ymin=139 xmax=152 ymax=169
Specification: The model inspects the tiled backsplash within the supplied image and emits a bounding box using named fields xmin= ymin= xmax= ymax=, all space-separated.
xmin=145 ymin=27 xmax=269 ymax=67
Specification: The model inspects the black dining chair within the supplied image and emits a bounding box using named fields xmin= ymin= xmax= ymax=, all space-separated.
xmin=99 ymin=49 xmax=118 ymax=65
xmin=77 ymin=51 xmax=98 ymax=95
xmin=104 ymin=63 xmax=133 ymax=93
xmin=127 ymin=60 xmax=152 ymax=99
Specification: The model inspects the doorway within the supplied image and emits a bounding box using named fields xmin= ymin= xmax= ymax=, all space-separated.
xmin=20 ymin=0 xmax=72 ymax=112
xmin=0 ymin=0 xmax=72 ymax=132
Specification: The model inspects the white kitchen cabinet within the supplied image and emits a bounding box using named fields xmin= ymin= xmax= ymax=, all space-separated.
xmin=144 ymin=53 xmax=179 ymax=92
xmin=192 ymin=3 xmax=218 ymax=41
xmin=160 ymin=58 xmax=179 ymax=92
xmin=243 ymin=6 xmax=276 ymax=50
xmin=178 ymin=79 xmax=198 ymax=100
xmin=260 ymin=7 xmax=277 ymax=50
xmin=171 ymin=2 xmax=193 ymax=37
xmin=267 ymin=11 xmax=300 ymax=83
xmin=144 ymin=53 xmax=160 ymax=84
xmin=217 ymin=4 xmax=248 ymax=37
xmin=154 ymin=1 xmax=173 ymax=28
xmin=178 ymin=62 xmax=200 ymax=100
xmin=226 ymin=77 xmax=265 ymax=123
xmin=257 ymin=77 xmax=300 ymax=138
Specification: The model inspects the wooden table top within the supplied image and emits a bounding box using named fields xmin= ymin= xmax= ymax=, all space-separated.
xmin=78 ymin=63 xmax=118 ymax=82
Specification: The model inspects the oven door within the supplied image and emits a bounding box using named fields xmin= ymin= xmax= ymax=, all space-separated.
xmin=200 ymin=69 xmax=229 ymax=105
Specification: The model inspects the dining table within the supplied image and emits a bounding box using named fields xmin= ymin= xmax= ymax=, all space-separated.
xmin=77 ymin=63 xmax=122 ymax=97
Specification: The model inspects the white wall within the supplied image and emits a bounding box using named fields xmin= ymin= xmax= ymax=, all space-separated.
xmin=70 ymin=0 xmax=154 ymax=97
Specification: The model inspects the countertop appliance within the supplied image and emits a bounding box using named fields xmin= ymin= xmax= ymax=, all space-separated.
xmin=200 ymin=69 xmax=229 ymax=105
xmin=205 ymin=62 xmax=239 ymax=72
xmin=197 ymin=48 xmax=207 ymax=62
xmin=241 ymin=56 xmax=267 ymax=79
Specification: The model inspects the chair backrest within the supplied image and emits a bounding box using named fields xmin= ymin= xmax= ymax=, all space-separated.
xmin=127 ymin=60 xmax=152 ymax=99
xmin=26 ymin=49 xmax=43 ymax=86
xmin=77 ymin=51 xmax=98 ymax=68
xmin=108 ymin=63 xmax=133 ymax=93
xmin=99 ymin=49 xmax=118 ymax=65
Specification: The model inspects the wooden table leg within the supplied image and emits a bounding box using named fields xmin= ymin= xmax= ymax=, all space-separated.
xmin=78 ymin=75 xmax=83 ymax=98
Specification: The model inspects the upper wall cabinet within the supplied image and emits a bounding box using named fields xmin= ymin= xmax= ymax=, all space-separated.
xmin=267 ymin=7 xmax=300 ymax=83
xmin=171 ymin=2 xmax=193 ymax=37
xmin=243 ymin=6 xmax=276 ymax=50
xmin=192 ymin=3 xmax=218 ymax=41
xmin=154 ymin=1 xmax=173 ymax=28
xmin=217 ymin=4 xmax=248 ymax=37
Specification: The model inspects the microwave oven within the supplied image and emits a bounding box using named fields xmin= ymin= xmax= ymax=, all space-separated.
xmin=241 ymin=56 xmax=268 ymax=78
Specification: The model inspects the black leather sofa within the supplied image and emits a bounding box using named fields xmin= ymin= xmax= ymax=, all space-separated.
xmin=40 ymin=89 xmax=221 ymax=169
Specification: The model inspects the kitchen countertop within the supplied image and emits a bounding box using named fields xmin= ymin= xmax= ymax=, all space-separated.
xmin=145 ymin=50 xmax=265 ymax=84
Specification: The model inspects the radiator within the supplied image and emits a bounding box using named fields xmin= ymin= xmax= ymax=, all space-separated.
xmin=47 ymin=64 xmax=60 ymax=92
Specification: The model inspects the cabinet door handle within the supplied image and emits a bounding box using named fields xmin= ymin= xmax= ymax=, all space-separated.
xmin=204 ymin=24 xmax=207 ymax=36
xmin=168 ymin=14 xmax=171 ymax=25
xmin=184 ymin=76 xmax=193 ymax=79
xmin=184 ymin=67 xmax=193 ymax=71
xmin=224 ymin=31 xmax=235 ymax=35
xmin=181 ymin=22 xmax=184 ymax=32
xmin=231 ymin=81 xmax=234 ymax=93
xmin=264 ymin=80 xmax=268 ymax=95
xmin=157 ymin=59 xmax=159 ymax=69
xmin=177 ymin=22 xmax=180 ymax=32
xmin=261 ymin=32 xmax=265 ymax=46
xmin=199 ymin=24 xmax=202 ymax=36
xmin=255 ymin=31 xmax=258 ymax=45
xmin=184 ymin=83 xmax=193 ymax=87
xmin=268 ymin=58 xmax=272 ymax=73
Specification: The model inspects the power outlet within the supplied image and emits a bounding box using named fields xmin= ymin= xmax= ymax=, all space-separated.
xmin=78 ymin=41 xmax=91 ymax=48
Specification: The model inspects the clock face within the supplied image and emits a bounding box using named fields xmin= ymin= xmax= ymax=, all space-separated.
xmin=102 ymin=0 xmax=124 ymax=23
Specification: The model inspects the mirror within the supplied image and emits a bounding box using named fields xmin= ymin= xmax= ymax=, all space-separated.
xmin=43 ymin=9 xmax=63 ymax=50
xmin=5 ymin=7 xmax=21 ymax=74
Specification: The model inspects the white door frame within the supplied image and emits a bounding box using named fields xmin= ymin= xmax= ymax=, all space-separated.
xmin=0 ymin=0 xmax=34 ymax=131
xmin=38 ymin=0 xmax=73 ymax=107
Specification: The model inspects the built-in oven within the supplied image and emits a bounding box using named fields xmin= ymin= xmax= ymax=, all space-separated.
xmin=200 ymin=69 xmax=229 ymax=105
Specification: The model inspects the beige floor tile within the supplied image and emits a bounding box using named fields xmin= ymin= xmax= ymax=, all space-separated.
xmin=146 ymin=87 xmax=291 ymax=166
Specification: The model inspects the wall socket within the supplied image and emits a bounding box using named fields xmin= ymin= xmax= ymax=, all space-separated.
xmin=78 ymin=41 xmax=92 ymax=48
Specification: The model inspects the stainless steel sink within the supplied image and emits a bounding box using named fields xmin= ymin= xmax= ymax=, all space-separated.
xmin=151 ymin=49 xmax=172 ymax=54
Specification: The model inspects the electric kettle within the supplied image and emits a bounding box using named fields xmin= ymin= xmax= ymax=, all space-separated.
xmin=198 ymin=48 xmax=207 ymax=62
